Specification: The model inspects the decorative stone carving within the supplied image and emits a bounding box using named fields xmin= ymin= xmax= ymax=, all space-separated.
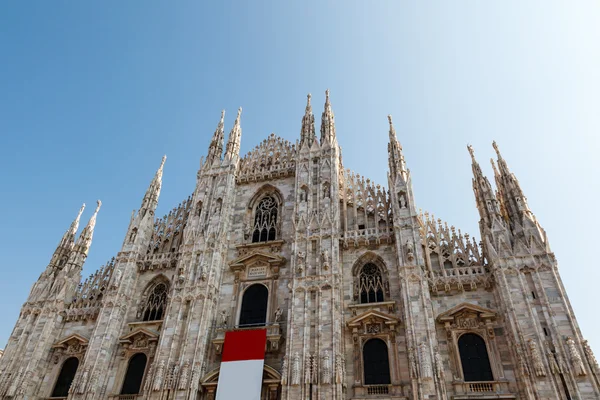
xmin=321 ymin=249 xmax=330 ymax=269
xmin=281 ymin=356 xmax=288 ymax=385
xmin=297 ymin=251 xmax=306 ymax=273
xmin=582 ymin=340 xmax=599 ymax=372
xmin=322 ymin=350 xmax=332 ymax=384
xmin=153 ymin=360 xmax=165 ymax=391
xmin=419 ymin=342 xmax=433 ymax=379
xmin=292 ymin=352 xmax=301 ymax=385
xmin=528 ymin=339 xmax=546 ymax=377
xmin=143 ymin=362 xmax=154 ymax=392
xmin=178 ymin=361 xmax=190 ymax=390
xmin=304 ymin=353 xmax=312 ymax=384
xmin=405 ymin=240 xmax=415 ymax=262
xmin=566 ymin=337 xmax=587 ymax=376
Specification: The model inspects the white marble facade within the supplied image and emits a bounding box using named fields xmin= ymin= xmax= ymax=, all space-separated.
xmin=1 ymin=92 xmax=599 ymax=400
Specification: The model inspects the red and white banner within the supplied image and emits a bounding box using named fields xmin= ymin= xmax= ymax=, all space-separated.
xmin=216 ymin=329 xmax=267 ymax=400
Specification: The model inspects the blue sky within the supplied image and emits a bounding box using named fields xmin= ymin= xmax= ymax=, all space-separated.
xmin=1 ymin=1 xmax=599 ymax=352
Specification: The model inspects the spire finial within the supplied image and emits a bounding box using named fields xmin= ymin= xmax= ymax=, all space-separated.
xmin=467 ymin=144 xmax=476 ymax=160
xmin=160 ymin=155 xmax=166 ymax=170
xmin=94 ymin=199 xmax=102 ymax=214
xmin=388 ymin=114 xmax=393 ymax=126
xmin=306 ymin=93 xmax=312 ymax=110
xmin=492 ymin=140 xmax=500 ymax=156
xmin=320 ymin=89 xmax=336 ymax=144
xmin=220 ymin=109 xmax=225 ymax=121
xmin=236 ymin=107 xmax=242 ymax=120
xmin=490 ymin=158 xmax=500 ymax=177
xmin=325 ymin=89 xmax=330 ymax=103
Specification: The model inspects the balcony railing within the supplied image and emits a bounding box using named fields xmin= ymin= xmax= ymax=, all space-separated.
xmin=366 ymin=385 xmax=390 ymax=395
xmin=452 ymin=380 xmax=513 ymax=397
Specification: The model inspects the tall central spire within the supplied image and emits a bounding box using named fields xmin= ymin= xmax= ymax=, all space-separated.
xmin=206 ymin=110 xmax=225 ymax=165
xmin=140 ymin=155 xmax=166 ymax=216
xmin=300 ymin=93 xmax=316 ymax=149
xmin=320 ymin=89 xmax=336 ymax=145
xmin=468 ymin=145 xmax=502 ymax=227
xmin=224 ymin=107 xmax=243 ymax=161
xmin=387 ymin=115 xmax=408 ymax=181
xmin=74 ymin=200 xmax=102 ymax=256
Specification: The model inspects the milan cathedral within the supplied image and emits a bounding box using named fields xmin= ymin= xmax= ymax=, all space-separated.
xmin=1 ymin=91 xmax=598 ymax=400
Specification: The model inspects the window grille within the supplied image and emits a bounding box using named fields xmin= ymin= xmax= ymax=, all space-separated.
xmin=141 ymin=282 xmax=168 ymax=321
xmin=358 ymin=263 xmax=385 ymax=303
xmin=252 ymin=196 xmax=278 ymax=243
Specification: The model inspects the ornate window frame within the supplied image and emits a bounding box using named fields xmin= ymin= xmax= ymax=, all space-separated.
xmin=47 ymin=335 xmax=88 ymax=397
xmin=136 ymin=276 xmax=170 ymax=322
xmin=244 ymin=186 xmax=284 ymax=244
xmin=437 ymin=303 xmax=503 ymax=383
xmin=351 ymin=252 xmax=390 ymax=304
xmin=113 ymin=329 xmax=159 ymax=396
xmin=347 ymin=309 xmax=400 ymax=395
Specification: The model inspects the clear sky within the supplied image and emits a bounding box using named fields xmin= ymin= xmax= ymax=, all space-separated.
xmin=1 ymin=1 xmax=599 ymax=352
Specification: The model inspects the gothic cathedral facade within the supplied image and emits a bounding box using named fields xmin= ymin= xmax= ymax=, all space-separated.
xmin=1 ymin=91 xmax=599 ymax=400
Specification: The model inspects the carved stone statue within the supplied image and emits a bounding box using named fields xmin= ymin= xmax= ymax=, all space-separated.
xmin=220 ymin=310 xmax=229 ymax=328
xmin=405 ymin=240 xmax=415 ymax=261
xmin=321 ymin=249 xmax=330 ymax=267
xmin=292 ymin=352 xmax=301 ymax=385
xmin=399 ymin=194 xmax=407 ymax=209
xmin=566 ymin=337 xmax=587 ymax=376
xmin=274 ymin=307 xmax=283 ymax=323
xmin=408 ymin=348 xmax=418 ymax=378
xmin=322 ymin=350 xmax=332 ymax=384
xmin=528 ymin=339 xmax=546 ymax=377
xmin=434 ymin=348 xmax=444 ymax=379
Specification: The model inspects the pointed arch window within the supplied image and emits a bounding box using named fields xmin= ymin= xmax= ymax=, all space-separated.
xmin=51 ymin=357 xmax=79 ymax=397
xmin=458 ymin=333 xmax=493 ymax=381
xmin=141 ymin=282 xmax=168 ymax=321
xmin=358 ymin=263 xmax=385 ymax=303
xmin=252 ymin=196 xmax=278 ymax=243
xmin=121 ymin=353 xmax=147 ymax=395
xmin=363 ymin=339 xmax=391 ymax=385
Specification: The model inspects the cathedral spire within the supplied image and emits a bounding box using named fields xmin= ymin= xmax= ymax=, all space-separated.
xmin=224 ymin=107 xmax=243 ymax=162
xmin=300 ymin=93 xmax=316 ymax=149
xmin=74 ymin=200 xmax=101 ymax=257
xmin=468 ymin=145 xmax=502 ymax=227
xmin=387 ymin=115 xmax=408 ymax=182
xmin=206 ymin=110 xmax=225 ymax=165
xmin=47 ymin=203 xmax=86 ymax=270
xmin=140 ymin=155 xmax=166 ymax=217
xmin=492 ymin=141 xmax=533 ymax=223
xmin=320 ymin=89 xmax=336 ymax=145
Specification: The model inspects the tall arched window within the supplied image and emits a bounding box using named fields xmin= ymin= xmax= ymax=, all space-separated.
xmin=252 ymin=196 xmax=278 ymax=243
xmin=121 ymin=353 xmax=147 ymax=395
xmin=141 ymin=282 xmax=168 ymax=321
xmin=358 ymin=263 xmax=385 ymax=303
xmin=51 ymin=357 xmax=79 ymax=397
xmin=458 ymin=333 xmax=493 ymax=381
xmin=239 ymin=284 xmax=268 ymax=327
xmin=363 ymin=339 xmax=391 ymax=385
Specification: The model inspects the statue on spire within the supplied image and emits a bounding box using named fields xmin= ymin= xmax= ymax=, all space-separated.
xmin=224 ymin=107 xmax=243 ymax=161
xmin=206 ymin=110 xmax=226 ymax=166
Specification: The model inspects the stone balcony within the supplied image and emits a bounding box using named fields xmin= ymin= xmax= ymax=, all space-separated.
xmin=452 ymin=380 xmax=515 ymax=399
xmin=352 ymin=384 xmax=407 ymax=399
xmin=212 ymin=323 xmax=282 ymax=355
xmin=427 ymin=265 xmax=493 ymax=294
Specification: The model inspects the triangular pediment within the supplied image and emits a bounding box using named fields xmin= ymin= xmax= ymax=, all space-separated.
xmin=437 ymin=302 xmax=496 ymax=323
xmin=229 ymin=251 xmax=285 ymax=268
xmin=347 ymin=309 xmax=399 ymax=327
xmin=119 ymin=328 xmax=159 ymax=343
xmin=53 ymin=333 xmax=89 ymax=349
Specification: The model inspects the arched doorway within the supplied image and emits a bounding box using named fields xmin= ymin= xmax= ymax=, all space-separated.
xmin=121 ymin=353 xmax=148 ymax=395
xmin=363 ymin=338 xmax=391 ymax=385
xmin=458 ymin=333 xmax=493 ymax=381
xmin=239 ymin=284 xmax=269 ymax=327
xmin=52 ymin=357 xmax=79 ymax=397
